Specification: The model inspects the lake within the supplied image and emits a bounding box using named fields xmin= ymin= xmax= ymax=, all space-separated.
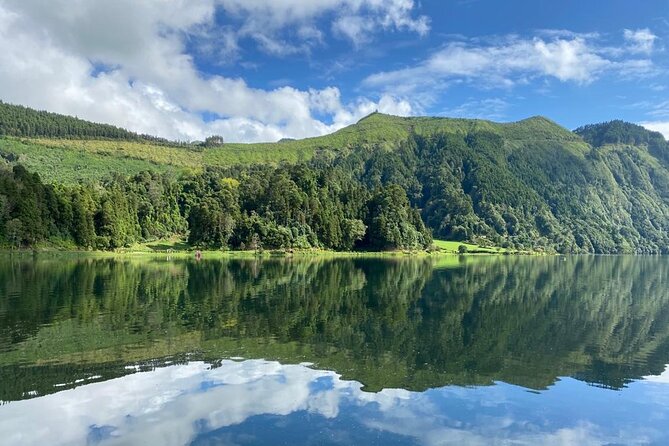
xmin=0 ymin=254 xmax=668 ymax=445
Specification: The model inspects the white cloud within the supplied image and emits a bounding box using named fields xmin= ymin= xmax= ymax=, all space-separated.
xmin=640 ymin=121 xmax=669 ymax=139
xmin=219 ymin=0 xmax=429 ymax=48
xmin=624 ymin=28 xmax=658 ymax=54
xmin=637 ymin=100 xmax=669 ymax=139
xmin=644 ymin=364 xmax=669 ymax=383
xmin=0 ymin=1 xmax=415 ymax=142
xmin=364 ymin=31 xmax=657 ymax=95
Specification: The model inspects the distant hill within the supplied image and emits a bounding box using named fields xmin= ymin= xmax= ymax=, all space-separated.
xmin=575 ymin=120 xmax=669 ymax=163
xmin=0 ymin=100 xmax=176 ymax=144
xmin=2 ymin=102 xmax=669 ymax=253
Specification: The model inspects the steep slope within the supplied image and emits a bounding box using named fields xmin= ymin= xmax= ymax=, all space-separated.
xmin=319 ymin=117 xmax=669 ymax=253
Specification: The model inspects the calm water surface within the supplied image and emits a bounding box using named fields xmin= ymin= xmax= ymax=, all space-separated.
xmin=0 ymin=255 xmax=668 ymax=445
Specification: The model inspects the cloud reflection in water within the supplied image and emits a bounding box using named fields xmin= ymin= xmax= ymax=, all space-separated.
xmin=0 ymin=359 xmax=668 ymax=445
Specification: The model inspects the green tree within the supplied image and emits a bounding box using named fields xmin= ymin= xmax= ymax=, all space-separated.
xmin=366 ymin=185 xmax=428 ymax=250
xmin=341 ymin=218 xmax=366 ymax=250
xmin=188 ymin=198 xmax=236 ymax=248
xmin=71 ymin=189 xmax=97 ymax=248
xmin=5 ymin=218 xmax=23 ymax=248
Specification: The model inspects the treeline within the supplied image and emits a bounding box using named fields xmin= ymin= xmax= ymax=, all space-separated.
xmin=0 ymin=161 xmax=431 ymax=251
xmin=575 ymin=120 xmax=666 ymax=148
xmin=0 ymin=101 xmax=175 ymax=144
xmin=575 ymin=120 xmax=669 ymax=164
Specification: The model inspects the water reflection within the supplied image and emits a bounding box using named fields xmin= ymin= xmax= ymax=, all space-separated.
xmin=2 ymin=255 xmax=669 ymax=444
xmin=1 ymin=255 xmax=669 ymax=401
xmin=1 ymin=359 xmax=667 ymax=445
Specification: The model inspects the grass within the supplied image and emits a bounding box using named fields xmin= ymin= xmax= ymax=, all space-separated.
xmin=0 ymin=137 xmax=188 ymax=184
xmin=125 ymin=237 xmax=517 ymax=257
xmin=4 ymin=236 xmax=525 ymax=260
xmin=431 ymin=239 xmax=509 ymax=254
xmin=0 ymin=113 xmax=582 ymax=184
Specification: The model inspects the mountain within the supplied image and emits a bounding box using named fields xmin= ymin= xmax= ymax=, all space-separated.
xmin=1 ymin=101 xmax=669 ymax=253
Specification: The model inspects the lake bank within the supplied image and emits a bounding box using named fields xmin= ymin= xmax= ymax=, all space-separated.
xmin=0 ymin=237 xmax=535 ymax=258
xmin=0 ymin=246 xmax=534 ymax=260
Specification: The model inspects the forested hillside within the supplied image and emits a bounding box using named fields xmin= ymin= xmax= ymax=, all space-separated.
xmin=1 ymin=103 xmax=669 ymax=253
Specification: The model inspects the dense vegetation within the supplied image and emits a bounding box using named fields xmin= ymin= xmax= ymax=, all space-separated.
xmin=0 ymin=162 xmax=430 ymax=251
xmin=2 ymin=102 xmax=669 ymax=253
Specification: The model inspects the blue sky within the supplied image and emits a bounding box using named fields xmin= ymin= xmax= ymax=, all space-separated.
xmin=0 ymin=0 xmax=668 ymax=142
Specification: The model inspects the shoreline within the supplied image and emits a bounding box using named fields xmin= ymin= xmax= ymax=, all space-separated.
xmin=0 ymin=246 xmax=534 ymax=259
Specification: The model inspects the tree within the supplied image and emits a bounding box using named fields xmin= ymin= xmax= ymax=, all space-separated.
xmin=5 ymin=218 xmax=23 ymax=248
xmin=341 ymin=219 xmax=366 ymax=250
xmin=0 ymin=194 xmax=8 ymax=224
xmin=188 ymin=198 xmax=236 ymax=248
xmin=366 ymin=185 xmax=429 ymax=250
xmin=71 ymin=189 xmax=97 ymax=248
xmin=202 ymin=135 xmax=224 ymax=147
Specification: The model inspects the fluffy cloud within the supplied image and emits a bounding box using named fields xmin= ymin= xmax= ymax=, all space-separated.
xmin=636 ymin=99 xmax=669 ymax=139
xmin=624 ymin=28 xmax=658 ymax=54
xmin=364 ymin=31 xmax=657 ymax=95
xmin=0 ymin=0 xmax=415 ymax=142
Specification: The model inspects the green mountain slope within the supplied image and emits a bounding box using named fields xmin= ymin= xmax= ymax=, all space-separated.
xmin=2 ymin=101 xmax=669 ymax=253
xmin=0 ymin=101 xmax=583 ymax=184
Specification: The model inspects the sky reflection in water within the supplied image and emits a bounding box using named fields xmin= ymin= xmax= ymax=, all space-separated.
xmin=1 ymin=359 xmax=668 ymax=446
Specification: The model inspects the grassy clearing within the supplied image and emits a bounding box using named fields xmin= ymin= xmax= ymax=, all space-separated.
xmin=431 ymin=239 xmax=509 ymax=254
xmin=4 ymin=236 xmax=521 ymax=260
xmin=29 ymin=138 xmax=204 ymax=168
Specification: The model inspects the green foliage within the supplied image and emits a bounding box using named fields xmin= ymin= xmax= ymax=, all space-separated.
xmin=187 ymin=198 xmax=237 ymax=248
xmin=366 ymin=185 xmax=431 ymax=250
xmin=0 ymin=156 xmax=430 ymax=252
xmin=341 ymin=219 xmax=367 ymax=250
xmin=576 ymin=120 xmax=667 ymax=148
xmin=200 ymin=135 xmax=224 ymax=147
xmin=3 ymin=105 xmax=669 ymax=253
xmin=4 ymin=218 xmax=23 ymax=248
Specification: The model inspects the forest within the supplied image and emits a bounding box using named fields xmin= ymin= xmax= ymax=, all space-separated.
xmin=2 ymin=101 xmax=669 ymax=253
xmin=0 ymin=163 xmax=431 ymax=252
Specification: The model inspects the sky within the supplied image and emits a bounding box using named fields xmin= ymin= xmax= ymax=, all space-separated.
xmin=0 ymin=0 xmax=668 ymax=142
